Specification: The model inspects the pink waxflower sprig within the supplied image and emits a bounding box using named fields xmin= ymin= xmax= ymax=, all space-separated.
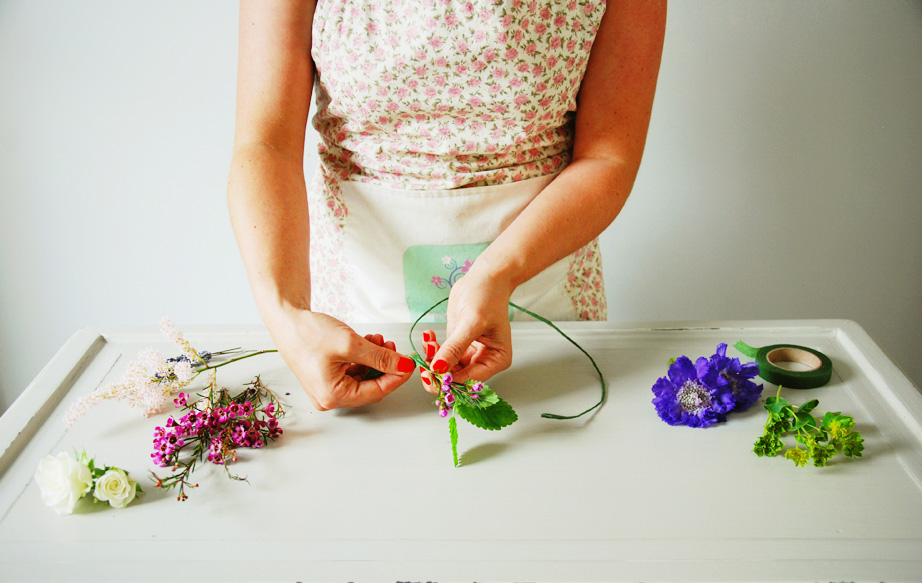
xmin=64 ymin=318 xmax=277 ymax=427
xmin=151 ymin=376 xmax=285 ymax=501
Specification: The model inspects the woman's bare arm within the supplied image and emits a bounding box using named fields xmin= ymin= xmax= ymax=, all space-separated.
xmin=429 ymin=0 xmax=667 ymax=383
xmin=228 ymin=0 xmax=414 ymax=410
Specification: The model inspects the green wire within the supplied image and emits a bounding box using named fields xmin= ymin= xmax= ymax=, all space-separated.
xmin=408 ymin=297 xmax=607 ymax=421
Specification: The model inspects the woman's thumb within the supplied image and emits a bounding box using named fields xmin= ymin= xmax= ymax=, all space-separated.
xmin=429 ymin=321 xmax=477 ymax=375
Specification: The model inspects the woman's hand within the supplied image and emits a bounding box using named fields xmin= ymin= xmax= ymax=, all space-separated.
xmin=265 ymin=306 xmax=416 ymax=410
xmin=420 ymin=267 xmax=514 ymax=391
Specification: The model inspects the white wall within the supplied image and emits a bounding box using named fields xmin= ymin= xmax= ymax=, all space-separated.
xmin=1 ymin=1 xmax=920 ymax=412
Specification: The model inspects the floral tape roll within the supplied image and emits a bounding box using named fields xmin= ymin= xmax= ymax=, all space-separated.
xmin=733 ymin=341 xmax=832 ymax=389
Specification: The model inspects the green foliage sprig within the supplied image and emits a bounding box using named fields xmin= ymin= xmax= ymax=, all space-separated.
xmin=414 ymin=364 xmax=518 ymax=467
xmin=753 ymin=386 xmax=864 ymax=467
xmin=408 ymin=298 xmax=606 ymax=467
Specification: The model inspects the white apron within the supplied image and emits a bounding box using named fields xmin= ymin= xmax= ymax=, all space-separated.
xmin=339 ymin=174 xmax=575 ymax=323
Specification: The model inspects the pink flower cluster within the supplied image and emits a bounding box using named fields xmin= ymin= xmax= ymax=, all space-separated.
xmin=152 ymin=393 xmax=283 ymax=469
xmin=436 ymin=374 xmax=483 ymax=418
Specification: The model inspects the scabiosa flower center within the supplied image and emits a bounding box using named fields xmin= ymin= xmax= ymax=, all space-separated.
xmin=676 ymin=380 xmax=711 ymax=413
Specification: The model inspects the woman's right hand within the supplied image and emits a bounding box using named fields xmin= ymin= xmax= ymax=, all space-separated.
xmin=264 ymin=306 xmax=416 ymax=410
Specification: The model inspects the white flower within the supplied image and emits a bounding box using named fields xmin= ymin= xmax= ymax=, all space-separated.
xmin=34 ymin=452 xmax=93 ymax=515
xmin=93 ymin=468 xmax=138 ymax=509
xmin=173 ymin=360 xmax=194 ymax=383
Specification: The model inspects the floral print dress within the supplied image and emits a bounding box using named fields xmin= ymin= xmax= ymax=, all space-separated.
xmin=308 ymin=0 xmax=608 ymax=322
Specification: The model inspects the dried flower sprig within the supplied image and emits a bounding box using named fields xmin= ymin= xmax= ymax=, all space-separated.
xmin=753 ymin=386 xmax=864 ymax=467
xmin=151 ymin=376 xmax=285 ymax=501
xmin=64 ymin=318 xmax=277 ymax=427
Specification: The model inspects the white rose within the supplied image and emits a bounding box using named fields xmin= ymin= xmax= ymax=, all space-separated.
xmin=93 ymin=468 xmax=137 ymax=509
xmin=34 ymin=452 xmax=93 ymax=515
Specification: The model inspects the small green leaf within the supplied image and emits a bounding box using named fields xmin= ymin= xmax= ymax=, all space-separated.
xmin=797 ymin=399 xmax=819 ymax=414
xmin=448 ymin=416 xmax=459 ymax=468
xmin=456 ymin=398 xmax=518 ymax=431
xmin=792 ymin=411 xmax=817 ymax=431
xmin=454 ymin=386 xmax=499 ymax=409
xmin=765 ymin=396 xmax=792 ymax=417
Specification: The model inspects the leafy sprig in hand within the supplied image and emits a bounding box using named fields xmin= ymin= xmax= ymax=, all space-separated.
xmin=411 ymin=356 xmax=518 ymax=467
xmin=753 ymin=386 xmax=864 ymax=467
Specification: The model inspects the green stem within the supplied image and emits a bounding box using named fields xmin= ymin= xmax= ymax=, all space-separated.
xmin=408 ymin=297 xmax=606 ymax=421
xmin=204 ymin=349 xmax=278 ymax=371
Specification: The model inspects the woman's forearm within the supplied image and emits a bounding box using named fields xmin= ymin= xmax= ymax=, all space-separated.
xmin=471 ymin=156 xmax=634 ymax=291
xmin=230 ymin=0 xmax=315 ymax=317
xmin=227 ymin=144 xmax=312 ymax=316
xmin=470 ymin=0 xmax=666 ymax=294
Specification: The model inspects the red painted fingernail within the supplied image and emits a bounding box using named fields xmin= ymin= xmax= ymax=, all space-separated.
xmin=422 ymin=331 xmax=433 ymax=342
xmin=432 ymin=359 xmax=449 ymax=374
xmin=397 ymin=357 xmax=415 ymax=373
xmin=426 ymin=343 xmax=436 ymax=359
xmin=421 ymin=375 xmax=431 ymax=386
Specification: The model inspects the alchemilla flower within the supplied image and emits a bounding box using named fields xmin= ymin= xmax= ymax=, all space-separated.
xmin=651 ymin=344 xmax=763 ymax=428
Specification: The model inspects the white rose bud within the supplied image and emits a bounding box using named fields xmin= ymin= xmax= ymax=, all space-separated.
xmin=93 ymin=468 xmax=137 ymax=509
xmin=34 ymin=452 xmax=93 ymax=515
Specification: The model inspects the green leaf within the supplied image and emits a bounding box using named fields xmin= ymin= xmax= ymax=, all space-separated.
xmin=454 ymin=386 xmax=499 ymax=409
xmin=448 ymin=416 xmax=459 ymax=468
xmin=797 ymin=399 xmax=820 ymax=414
xmin=792 ymin=411 xmax=817 ymax=431
xmin=456 ymin=398 xmax=518 ymax=431
xmin=765 ymin=396 xmax=792 ymax=417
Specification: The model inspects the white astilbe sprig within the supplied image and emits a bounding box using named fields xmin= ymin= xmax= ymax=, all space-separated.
xmin=64 ymin=348 xmax=194 ymax=428
xmin=160 ymin=318 xmax=206 ymax=365
xmin=64 ymin=318 xmax=277 ymax=429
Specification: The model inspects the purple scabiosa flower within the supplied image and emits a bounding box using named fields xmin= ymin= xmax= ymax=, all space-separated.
xmin=651 ymin=356 xmax=735 ymax=428
xmin=702 ymin=343 xmax=763 ymax=412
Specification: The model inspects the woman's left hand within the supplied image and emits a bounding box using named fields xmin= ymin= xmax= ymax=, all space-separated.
xmin=420 ymin=268 xmax=514 ymax=392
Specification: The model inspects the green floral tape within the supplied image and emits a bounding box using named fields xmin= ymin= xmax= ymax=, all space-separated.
xmin=734 ymin=341 xmax=832 ymax=389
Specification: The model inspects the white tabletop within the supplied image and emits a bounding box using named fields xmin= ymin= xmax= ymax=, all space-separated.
xmin=1 ymin=320 xmax=920 ymax=582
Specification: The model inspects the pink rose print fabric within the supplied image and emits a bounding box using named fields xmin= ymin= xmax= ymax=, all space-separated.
xmin=308 ymin=0 xmax=608 ymax=322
